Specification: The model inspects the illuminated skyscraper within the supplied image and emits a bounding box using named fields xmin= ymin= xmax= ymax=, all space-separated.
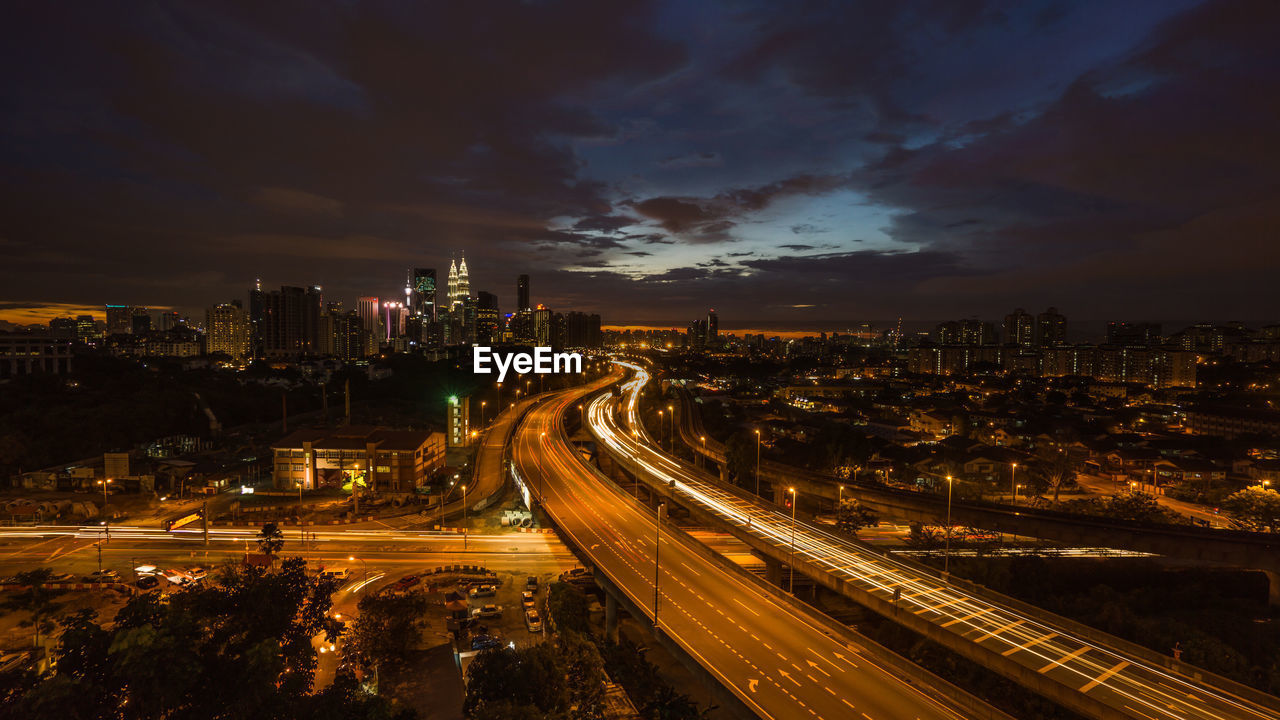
xmin=476 ymin=291 xmax=499 ymax=345
xmin=410 ymin=268 xmax=436 ymax=321
xmin=447 ymin=254 xmax=471 ymax=311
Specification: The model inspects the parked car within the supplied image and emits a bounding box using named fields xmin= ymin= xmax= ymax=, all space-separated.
xmin=472 ymin=604 xmax=502 ymax=619
xmin=391 ymin=575 xmax=421 ymax=592
xmin=524 ymin=609 xmax=543 ymax=633
xmin=521 ymin=591 xmax=536 ymax=609
xmin=470 ymin=634 xmax=502 ymax=651
xmin=162 ymin=569 xmax=192 ymax=584
xmin=185 ymin=567 xmax=208 ymax=582
xmin=525 ymin=576 xmax=539 ymax=591
xmin=85 ymin=569 xmax=120 ymax=582
xmin=136 ymin=576 xmax=160 ymax=589
xmin=319 ymin=568 xmax=350 ymax=581
xmin=47 ymin=572 xmax=75 ymax=583
xmin=469 ymin=584 xmax=496 ymax=598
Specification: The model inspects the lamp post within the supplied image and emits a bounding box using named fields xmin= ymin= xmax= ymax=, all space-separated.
xmin=480 ymin=401 xmax=487 ymax=426
xmin=657 ymin=410 xmax=664 ymax=450
xmin=98 ymin=478 xmax=112 ymax=506
xmin=754 ymin=430 xmax=761 ymax=498
xmin=1011 ymin=463 xmax=1018 ymax=505
xmin=788 ymin=488 xmax=797 ymax=593
xmin=838 ymin=485 xmax=845 ymax=514
xmin=297 ymin=481 xmax=305 ymax=551
xmin=348 ymin=555 xmax=368 ymax=584
xmin=944 ymin=475 xmax=954 ymax=574
xmin=653 ymin=502 xmax=664 ymax=627
xmin=538 ymin=432 xmax=546 ymax=502
xmin=461 ymin=484 xmax=468 ymax=550
xmin=667 ymin=404 xmax=674 ymax=452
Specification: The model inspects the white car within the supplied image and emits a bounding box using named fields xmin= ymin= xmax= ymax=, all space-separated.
xmin=524 ymin=608 xmax=543 ymax=633
xmin=472 ymin=604 xmax=502 ymax=619
xmin=86 ymin=569 xmax=120 ymax=582
xmin=185 ymin=567 xmax=208 ymax=582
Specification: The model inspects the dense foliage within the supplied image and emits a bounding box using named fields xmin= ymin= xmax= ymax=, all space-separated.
xmin=0 ymin=558 xmax=413 ymax=720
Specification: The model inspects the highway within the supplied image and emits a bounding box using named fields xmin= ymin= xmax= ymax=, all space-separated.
xmin=515 ymin=373 xmax=979 ymax=720
xmin=591 ymin=361 xmax=1280 ymax=720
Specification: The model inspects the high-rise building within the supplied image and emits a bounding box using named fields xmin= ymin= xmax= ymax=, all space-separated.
xmin=936 ymin=318 xmax=997 ymax=345
xmin=357 ymin=297 xmax=380 ymax=337
xmin=533 ymin=306 xmax=552 ymax=346
xmin=248 ymin=279 xmax=266 ymax=358
xmin=302 ymin=286 xmax=323 ymax=354
xmin=156 ymin=311 xmax=182 ymax=332
xmin=410 ymin=268 xmax=436 ymax=321
xmin=476 ymin=291 xmax=499 ymax=345
xmin=131 ymin=308 xmax=152 ymax=336
xmin=105 ymin=305 xmax=134 ymax=336
xmin=332 ymin=311 xmax=366 ymax=361
xmin=517 ymin=274 xmax=530 ymax=312
xmin=707 ymin=309 xmax=719 ymax=344
xmin=510 ymin=309 xmax=534 ymax=345
xmin=263 ymin=286 xmax=305 ymax=357
xmin=206 ymin=303 xmax=251 ymax=360
xmin=1035 ymin=307 xmax=1067 ymax=346
xmin=1106 ymin=321 xmax=1162 ymax=346
xmin=1002 ymin=308 xmax=1034 ymax=348
xmin=565 ymin=312 xmax=602 ymax=348
xmin=75 ymin=315 xmax=98 ymax=344
xmin=446 ymin=255 xmax=472 ymax=312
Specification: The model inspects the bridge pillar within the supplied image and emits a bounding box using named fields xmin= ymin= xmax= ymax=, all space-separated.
xmin=605 ymin=592 xmax=619 ymax=640
xmin=773 ymin=485 xmax=788 ymax=507
xmin=1265 ymin=570 xmax=1280 ymax=607
xmin=764 ymin=556 xmax=784 ymax=588
xmin=718 ymin=463 xmax=729 ymax=485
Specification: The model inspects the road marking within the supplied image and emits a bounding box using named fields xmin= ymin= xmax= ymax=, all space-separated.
xmin=1039 ymin=645 xmax=1089 ymax=673
xmin=976 ymin=618 xmax=1024 ymax=642
xmin=680 ymin=561 xmax=701 ymax=576
xmin=748 ymin=678 xmax=758 ymax=693
xmin=1080 ymin=661 xmax=1130 ymax=692
xmin=806 ymin=659 xmax=830 ymax=677
xmin=1002 ymin=632 xmax=1058 ymax=656
xmin=841 ymin=699 xmax=856 ymax=710
xmin=733 ymin=597 xmax=760 ymax=616
xmin=920 ymin=596 xmax=964 ymax=614
xmin=941 ymin=607 xmax=993 ymax=627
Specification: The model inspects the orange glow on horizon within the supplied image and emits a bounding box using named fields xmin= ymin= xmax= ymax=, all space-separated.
xmin=603 ymin=324 xmax=823 ymax=340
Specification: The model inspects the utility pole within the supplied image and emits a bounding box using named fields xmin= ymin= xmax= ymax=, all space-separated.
xmin=944 ymin=475 xmax=954 ymax=574
xmin=202 ymin=500 xmax=209 ymax=547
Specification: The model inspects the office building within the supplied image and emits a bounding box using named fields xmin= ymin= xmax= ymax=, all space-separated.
xmin=272 ymin=426 xmax=446 ymax=492
xmin=707 ymin=309 xmax=719 ymax=345
xmin=105 ymin=305 xmax=135 ymax=336
xmin=935 ymin=318 xmax=997 ymax=345
xmin=533 ymin=306 xmax=552 ymax=346
xmin=565 ymin=312 xmax=602 ymax=348
xmin=1106 ymin=322 xmax=1162 ymax=346
xmin=410 ymin=268 xmax=436 ymax=321
xmin=517 ymin=274 xmax=530 ymax=312
xmin=476 ymin=291 xmax=500 ymax=345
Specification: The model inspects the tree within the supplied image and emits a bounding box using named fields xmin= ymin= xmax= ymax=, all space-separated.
xmin=1033 ymin=452 xmax=1076 ymax=505
xmin=257 ymin=522 xmax=285 ymax=565
xmin=1222 ymin=486 xmax=1280 ymax=532
xmin=835 ymin=499 xmax=879 ymax=536
xmin=905 ymin=522 xmax=942 ymax=550
xmin=723 ymin=431 xmax=756 ymax=488
xmin=464 ymin=644 xmax=568 ymax=718
xmin=0 ymin=569 xmax=62 ymax=650
xmin=2 ymin=558 xmax=397 ymax=720
xmin=345 ymin=590 xmax=432 ymax=672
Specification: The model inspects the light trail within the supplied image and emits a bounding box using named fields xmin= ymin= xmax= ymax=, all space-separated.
xmin=588 ymin=361 xmax=1279 ymax=720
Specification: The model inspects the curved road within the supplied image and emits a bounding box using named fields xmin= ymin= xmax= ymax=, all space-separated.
xmin=513 ymin=373 xmax=976 ymax=720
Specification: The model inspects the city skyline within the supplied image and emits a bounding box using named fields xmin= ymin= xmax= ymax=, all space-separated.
xmin=3 ymin=1 xmax=1278 ymax=326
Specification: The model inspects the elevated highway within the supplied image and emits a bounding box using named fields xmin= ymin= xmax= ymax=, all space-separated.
xmin=591 ymin=361 xmax=1280 ymax=720
xmin=671 ymin=386 xmax=1280 ymax=582
xmin=514 ymin=371 xmax=1001 ymax=720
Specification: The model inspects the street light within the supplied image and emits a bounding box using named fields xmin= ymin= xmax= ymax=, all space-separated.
xmin=754 ymin=430 xmax=762 ymax=497
xmin=838 ymin=485 xmax=845 ymax=512
xmin=98 ymin=478 xmax=112 ymax=506
xmin=348 ymin=555 xmax=368 ymax=584
xmin=666 ymin=404 xmax=674 ymax=452
xmin=1010 ymin=463 xmax=1018 ymax=505
xmin=480 ymin=400 xmax=487 ymax=426
xmin=788 ymin=488 xmax=797 ymax=593
xmin=538 ymin=431 xmax=547 ymax=502
xmin=944 ymin=475 xmax=954 ymax=574
xmin=461 ymin=484 xmax=468 ymax=550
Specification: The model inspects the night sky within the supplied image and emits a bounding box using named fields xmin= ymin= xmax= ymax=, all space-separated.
xmin=2 ymin=0 xmax=1278 ymax=330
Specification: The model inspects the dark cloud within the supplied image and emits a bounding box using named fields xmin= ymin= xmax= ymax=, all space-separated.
xmin=658 ymin=151 xmax=723 ymax=168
